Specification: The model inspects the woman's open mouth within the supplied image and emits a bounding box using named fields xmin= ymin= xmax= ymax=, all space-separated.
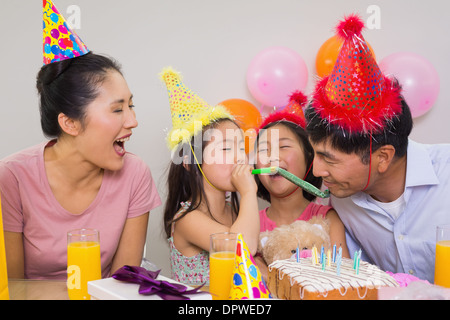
xmin=113 ymin=135 xmax=130 ymax=157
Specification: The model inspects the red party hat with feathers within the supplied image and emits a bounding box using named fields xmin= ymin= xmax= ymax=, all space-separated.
xmin=258 ymin=90 xmax=307 ymax=131
xmin=311 ymin=14 xmax=402 ymax=134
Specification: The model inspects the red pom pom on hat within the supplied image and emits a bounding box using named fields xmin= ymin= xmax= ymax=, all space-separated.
xmin=336 ymin=13 xmax=365 ymax=40
xmin=258 ymin=90 xmax=307 ymax=132
xmin=289 ymin=90 xmax=308 ymax=107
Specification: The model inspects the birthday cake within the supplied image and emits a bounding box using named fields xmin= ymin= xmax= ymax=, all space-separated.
xmin=267 ymin=257 xmax=399 ymax=300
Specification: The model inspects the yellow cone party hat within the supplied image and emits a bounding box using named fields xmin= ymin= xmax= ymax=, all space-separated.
xmin=43 ymin=0 xmax=89 ymax=65
xmin=229 ymin=234 xmax=271 ymax=299
xmin=160 ymin=67 xmax=234 ymax=151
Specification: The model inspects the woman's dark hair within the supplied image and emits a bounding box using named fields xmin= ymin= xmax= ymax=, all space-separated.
xmin=304 ymin=95 xmax=413 ymax=165
xmin=163 ymin=118 xmax=241 ymax=238
xmin=255 ymin=121 xmax=322 ymax=203
xmin=36 ymin=52 xmax=122 ymax=138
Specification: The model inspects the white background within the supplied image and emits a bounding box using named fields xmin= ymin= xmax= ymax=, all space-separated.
xmin=1 ymin=0 xmax=449 ymax=276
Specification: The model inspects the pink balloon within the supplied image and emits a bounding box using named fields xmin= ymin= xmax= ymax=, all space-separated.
xmin=379 ymin=52 xmax=440 ymax=118
xmin=58 ymin=38 xmax=67 ymax=49
xmin=260 ymin=104 xmax=284 ymax=118
xmin=247 ymin=46 xmax=308 ymax=108
xmin=59 ymin=24 xmax=68 ymax=35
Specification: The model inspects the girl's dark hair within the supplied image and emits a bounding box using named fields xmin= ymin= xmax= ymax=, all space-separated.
xmin=36 ymin=52 xmax=122 ymax=138
xmin=163 ymin=118 xmax=241 ymax=238
xmin=255 ymin=121 xmax=322 ymax=203
xmin=304 ymin=94 xmax=413 ymax=164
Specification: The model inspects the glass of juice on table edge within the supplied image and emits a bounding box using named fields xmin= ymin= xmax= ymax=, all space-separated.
xmin=434 ymin=224 xmax=450 ymax=288
xmin=67 ymin=228 xmax=101 ymax=300
xmin=210 ymin=232 xmax=238 ymax=300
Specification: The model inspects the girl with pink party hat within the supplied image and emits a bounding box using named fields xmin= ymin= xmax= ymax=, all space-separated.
xmin=253 ymin=92 xmax=350 ymax=279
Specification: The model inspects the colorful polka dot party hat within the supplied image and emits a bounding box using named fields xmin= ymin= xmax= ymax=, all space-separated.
xmin=43 ymin=0 xmax=89 ymax=65
xmin=310 ymin=14 xmax=402 ymax=134
xmin=160 ymin=67 xmax=234 ymax=150
xmin=228 ymin=234 xmax=271 ymax=299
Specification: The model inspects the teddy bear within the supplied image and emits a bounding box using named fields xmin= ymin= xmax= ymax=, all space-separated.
xmin=258 ymin=216 xmax=331 ymax=266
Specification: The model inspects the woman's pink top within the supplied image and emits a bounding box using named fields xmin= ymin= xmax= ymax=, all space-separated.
xmin=259 ymin=202 xmax=333 ymax=232
xmin=0 ymin=141 xmax=161 ymax=279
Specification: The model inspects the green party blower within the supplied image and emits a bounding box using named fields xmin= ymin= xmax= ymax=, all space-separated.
xmin=252 ymin=167 xmax=330 ymax=199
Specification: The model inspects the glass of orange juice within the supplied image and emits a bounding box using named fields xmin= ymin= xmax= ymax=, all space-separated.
xmin=209 ymin=232 xmax=238 ymax=300
xmin=0 ymin=196 xmax=10 ymax=300
xmin=67 ymin=228 xmax=101 ymax=300
xmin=434 ymin=224 xmax=450 ymax=288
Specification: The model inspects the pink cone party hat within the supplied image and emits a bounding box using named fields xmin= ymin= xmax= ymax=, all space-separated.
xmin=228 ymin=234 xmax=271 ymax=299
xmin=258 ymin=90 xmax=308 ymax=131
xmin=43 ymin=0 xmax=89 ymax=65
xmin=311 ymin=14 xmax=402 ymax=134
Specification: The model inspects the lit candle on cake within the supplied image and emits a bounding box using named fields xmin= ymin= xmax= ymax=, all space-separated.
xmin=332 ymin=244 xmax=336 ymax=263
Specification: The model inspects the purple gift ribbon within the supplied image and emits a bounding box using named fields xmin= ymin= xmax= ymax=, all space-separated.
xmin=112 ymin=265 xmax=206 ymax=300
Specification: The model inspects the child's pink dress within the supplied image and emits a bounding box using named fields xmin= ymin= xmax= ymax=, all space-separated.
xmin=259 ymin=202 xmax=333 ymax=232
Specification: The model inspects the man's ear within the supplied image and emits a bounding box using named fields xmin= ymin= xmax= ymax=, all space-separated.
xmin=57 ymin=113 xmax=81 ymax=136
xmin=375 ymin=145 xmax=396 ymax=173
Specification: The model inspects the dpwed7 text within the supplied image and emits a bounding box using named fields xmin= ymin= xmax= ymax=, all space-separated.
xmin=178 ymin=303 xmax=272 ymax=317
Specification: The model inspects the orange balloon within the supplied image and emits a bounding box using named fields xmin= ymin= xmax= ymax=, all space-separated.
xmin=219 ymin=99 xmax=262 ymax=153
xmin=315 ymin=35 xmax=376 ymax=78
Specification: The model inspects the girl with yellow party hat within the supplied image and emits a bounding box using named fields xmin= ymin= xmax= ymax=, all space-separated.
xmin=161 ymin=68 xmax=260 ymax=286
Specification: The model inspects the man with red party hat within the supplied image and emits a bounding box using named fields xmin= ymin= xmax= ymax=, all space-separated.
xmin=304 ymin=14 xmax=450 ymax=283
